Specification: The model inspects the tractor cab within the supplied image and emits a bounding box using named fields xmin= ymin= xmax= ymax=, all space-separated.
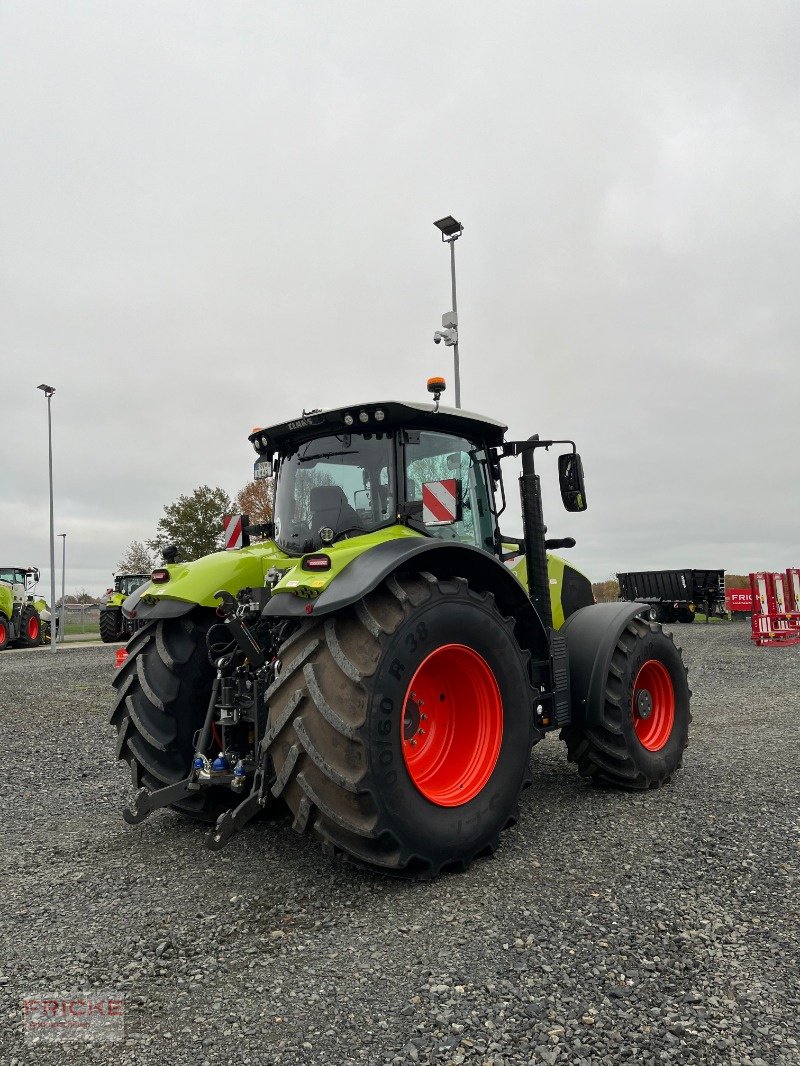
xmin=114 ymin=574 xmax=150 ymax=598
xmin=253 ymin=399 xmax=506 ymax=558
xmin=250 ymin=389 xmax=591 ymax=627
xmin=0 ymin=567 xmax=40 ymax=597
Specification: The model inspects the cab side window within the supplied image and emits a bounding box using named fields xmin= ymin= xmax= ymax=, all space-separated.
xmin=405 ymin=431 xmax=495 ymax=550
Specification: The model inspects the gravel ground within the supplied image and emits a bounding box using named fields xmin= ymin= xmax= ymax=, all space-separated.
xmin=1 ymin=623 xmax=798 ymax=1065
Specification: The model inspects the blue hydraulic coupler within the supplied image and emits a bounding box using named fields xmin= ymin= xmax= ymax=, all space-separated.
xmin=211 ymin=754 xmax=229 ymax=773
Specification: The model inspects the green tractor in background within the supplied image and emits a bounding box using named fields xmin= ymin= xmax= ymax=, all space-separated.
xmin=100 ymin=574 xmax=151 ymax=643
xmin=0 ymin=566 xmax=52 ymax=650
xmin=111 ymin=382 xmax=690 ymax=877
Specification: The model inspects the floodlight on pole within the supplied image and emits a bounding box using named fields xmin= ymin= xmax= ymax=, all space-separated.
xmin=433 ymin=215 xmax=464 ymax=241
xmin=58 ymin=533 xmax=66 ymax=642
xmin=433 ymin=217 xmax=463 ymax=408
xmin=37 ymin=384 xmax=57 ymax=653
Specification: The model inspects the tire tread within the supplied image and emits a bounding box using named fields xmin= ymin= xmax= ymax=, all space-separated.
xmin=266 ymin=572 xmax=533 ymax=877
xmin=561 ymin=618 xmax=691 ymax=789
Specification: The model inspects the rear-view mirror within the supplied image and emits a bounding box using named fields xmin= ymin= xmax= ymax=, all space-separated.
xmin=558 ymin=453 xmax=587 ymax=512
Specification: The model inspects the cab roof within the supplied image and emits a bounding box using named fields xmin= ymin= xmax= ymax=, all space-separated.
xmin=249 ymin=401 xmax=508 ymax=454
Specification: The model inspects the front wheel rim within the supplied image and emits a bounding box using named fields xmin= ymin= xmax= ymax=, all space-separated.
xmin=633 ymin=659 xmax=675 ymax=751
xmin=401 ymin=643 xmax=503 ymax=807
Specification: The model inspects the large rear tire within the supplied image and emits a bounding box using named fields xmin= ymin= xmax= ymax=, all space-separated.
xmin=0 ymin=615 xmax=10 ymax=651
xmin=109 ymin=612 xmax=239 ymax=821
xmin=100 ymin=608 xmax=122 ymax=643
xmin=561 ymin=616 xmax=690 ymax=789
xmin=20 ymin=606 xmax=42 ymax=647
xmin=266 ymin=572 xmax=536 ymax=877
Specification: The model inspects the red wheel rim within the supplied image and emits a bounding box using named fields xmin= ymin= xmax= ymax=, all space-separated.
xmin=0 ymin=621 xmax=6 ymax=644
xmin=400 ymin=643 xmax=503 ymax=806
xmin=633 ymin=659 xmax=675 ymax=751
xmin=27 ymin=616 xmax=39 ymax=640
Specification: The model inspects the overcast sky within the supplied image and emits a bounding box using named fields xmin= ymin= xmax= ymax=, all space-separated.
xmin=2 ymin=1 xmax=798 ymax=597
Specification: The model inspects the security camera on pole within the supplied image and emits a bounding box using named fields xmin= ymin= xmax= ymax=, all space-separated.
xmin=433 ymin=215 xmax=464 ymax=408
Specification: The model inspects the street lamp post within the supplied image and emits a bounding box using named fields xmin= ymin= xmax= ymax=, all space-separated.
xmin=433 ymin=216 xmax=464 ymax=408
xmin=37 ymin=384 xmax=57 ymax=653
xmin=58 ymin=533 xmax=66 ymax=642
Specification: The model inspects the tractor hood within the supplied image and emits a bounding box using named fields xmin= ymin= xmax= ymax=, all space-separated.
xmin=123 ymin=527 xmax=423 ymax=620
xmin=123 ymin=543 xmax=289 ymax=617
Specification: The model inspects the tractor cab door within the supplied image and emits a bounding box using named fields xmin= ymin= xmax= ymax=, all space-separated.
xmin=403 ymin=430 xmax=496 ymax=552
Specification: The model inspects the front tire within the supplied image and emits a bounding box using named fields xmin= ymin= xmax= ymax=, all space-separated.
xmin=21 ymin=606 xmax=42 ymax=647
xmin=561 ymin=617 xmax=690 ymax=789
xmin=109 ymin=612 xmax=238 ymax=821
xmin=100 ymin=608 xmax=122 ymax=643
xmin=0 ymin=615 xmax=10 ymax=651
xmin=266 ymin=572 xmax=536 ymax=877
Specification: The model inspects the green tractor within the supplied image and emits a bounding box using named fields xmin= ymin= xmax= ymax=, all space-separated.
xmin=0 ymin=566 xmax=50 ymax=650
xmin=111 ymin=384 xmax=690 ymax=876
xmin=100 ymin=574 xmax=151 ymax=643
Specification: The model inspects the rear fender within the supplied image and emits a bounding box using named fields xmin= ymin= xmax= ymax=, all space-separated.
xmin=560 ymin=601 xmax=649 ymax=728
xmin=264 ymin=538 xmax=550 ymax=660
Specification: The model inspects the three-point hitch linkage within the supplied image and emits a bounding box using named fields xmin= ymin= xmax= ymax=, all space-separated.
xmin=122 ymin=587 xmax=277 ymax=850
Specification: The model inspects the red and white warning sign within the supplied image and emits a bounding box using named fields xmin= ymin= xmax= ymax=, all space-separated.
xmin=422 ymin=479 xmax=461 ymax=525
xmin=223 ymin=514 xmax=244 ymax=550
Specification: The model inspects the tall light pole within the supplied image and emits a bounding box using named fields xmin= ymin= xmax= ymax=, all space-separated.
xmin=58 ymin=533 xmax=66 ymax=643
xmin=433 ymin=215 xmax=464 ymax=408
xmin=37 ymin=384 xmax=57 ymax=653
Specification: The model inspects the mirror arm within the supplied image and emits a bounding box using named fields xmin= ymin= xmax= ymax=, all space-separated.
xmin=502 ymin=438 xmax=576 ymax=458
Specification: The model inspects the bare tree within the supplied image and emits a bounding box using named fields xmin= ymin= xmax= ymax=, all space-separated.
xmin=236 ymin=478 xmax=275 ymax=539
xmin=117 ymin=540 xmax=156 ymax=575
xmin=591 ymin=578 xmax=620 ymax=603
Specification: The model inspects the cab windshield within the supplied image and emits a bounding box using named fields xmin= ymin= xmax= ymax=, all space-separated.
xmin=274 ymin=433 xmax=396 ymax=555
xmin=117 ymin=576 xmax=147 ymax=596
xmin=0 ymin=569 xmax=28 ymax=586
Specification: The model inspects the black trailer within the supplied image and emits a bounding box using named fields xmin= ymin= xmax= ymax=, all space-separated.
xmin=616 ymin=569 xmax=726 ymax=623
